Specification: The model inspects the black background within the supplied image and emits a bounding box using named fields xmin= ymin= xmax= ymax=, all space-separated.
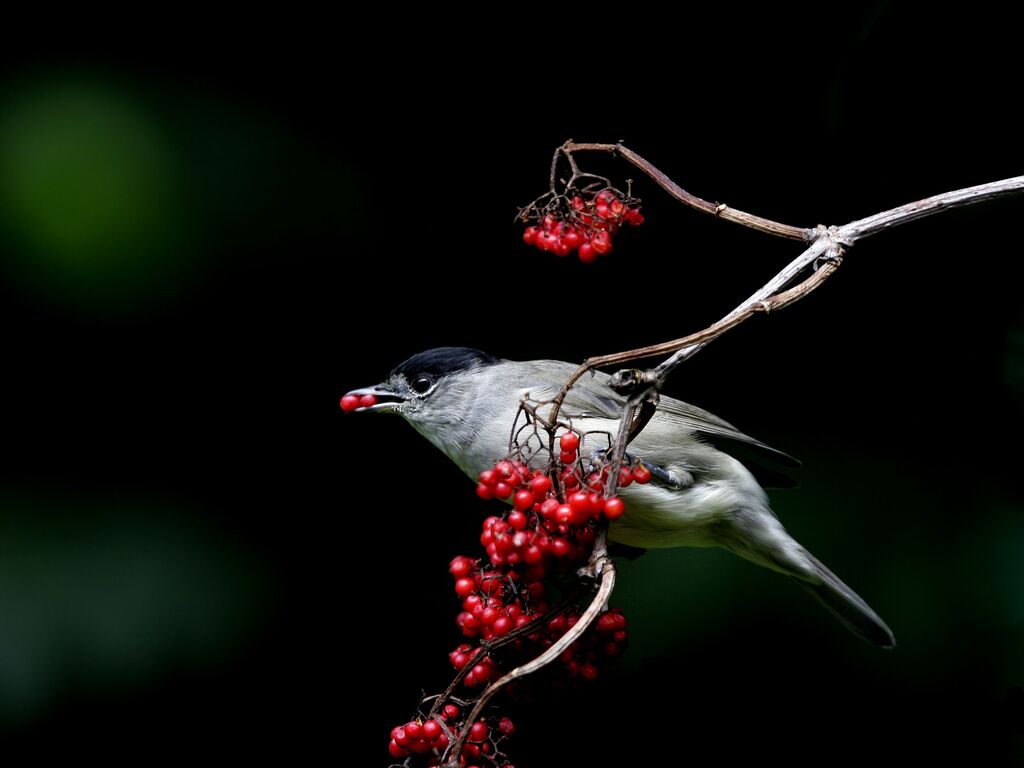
xmin=2 ymin=5 xmax=1023 ymax=764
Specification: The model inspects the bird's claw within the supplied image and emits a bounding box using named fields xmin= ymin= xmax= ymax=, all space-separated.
xmin=642 ymin=461 xmax=692 ymax=490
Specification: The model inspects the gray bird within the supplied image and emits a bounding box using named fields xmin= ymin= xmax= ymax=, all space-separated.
xmin=348 ymin=346 xmax=894 ymax=647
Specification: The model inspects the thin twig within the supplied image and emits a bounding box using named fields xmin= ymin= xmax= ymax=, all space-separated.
xmin=562 ymin=141 xmax=812 ymax=241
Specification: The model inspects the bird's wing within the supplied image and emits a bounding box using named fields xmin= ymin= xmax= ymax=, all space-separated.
xmin=554 ymin=367 xmax=800 ymax=488
xmin=656 ymin=396 xmax=800 ymax=487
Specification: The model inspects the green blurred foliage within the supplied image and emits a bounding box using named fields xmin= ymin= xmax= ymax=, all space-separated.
xmin=0 ymin=74 xmax=355 ymax=315
xmin=0 ymin=79 xmax=191 ymax=311
xmin=0 ymin=492 xmax=270 ymax=728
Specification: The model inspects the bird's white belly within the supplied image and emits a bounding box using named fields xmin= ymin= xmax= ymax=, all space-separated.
xmin=609 ymin=480 xmax=738 ymax=549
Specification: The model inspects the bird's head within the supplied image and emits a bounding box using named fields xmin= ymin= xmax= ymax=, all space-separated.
xmin=344 ymin=347 xmax=502 ymax=464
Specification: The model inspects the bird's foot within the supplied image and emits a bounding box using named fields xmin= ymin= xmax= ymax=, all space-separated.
xmin=642 ymin=461 xmax=693 ymax=490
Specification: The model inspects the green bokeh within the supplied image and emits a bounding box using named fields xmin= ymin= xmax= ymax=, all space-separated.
xmin=0 ymin=493 xmax=270 ymax=728
xmin=0 ymin=80 xmax=189 ymax=310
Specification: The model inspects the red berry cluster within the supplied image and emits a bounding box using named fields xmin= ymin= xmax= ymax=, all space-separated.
xmin=388 ymin=706 xmax=516 ymax=767
xmin=391 ymin=428 xmax=648 ymax=764
xmin=522 ymin=189 xmax=643 ymax=263
xmin=339 ymin=392 xmax=377 ymax=412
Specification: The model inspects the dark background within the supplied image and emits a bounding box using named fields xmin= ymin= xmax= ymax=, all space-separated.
xmin=1 ymin=5 xmax=1022 ymax=763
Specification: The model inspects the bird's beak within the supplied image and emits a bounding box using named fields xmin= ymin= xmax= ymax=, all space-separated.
xmin=345 ymin=384 xmax=407 ymax=413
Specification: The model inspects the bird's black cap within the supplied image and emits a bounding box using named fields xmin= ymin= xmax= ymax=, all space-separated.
xmin=392 ymin=347 xmax=498 ymax=380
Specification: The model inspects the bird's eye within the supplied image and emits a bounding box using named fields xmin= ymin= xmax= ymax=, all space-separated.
xmin=411 ymin=376 xmax=433 ymax=394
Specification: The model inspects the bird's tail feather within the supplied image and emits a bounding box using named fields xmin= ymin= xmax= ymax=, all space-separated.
xmin=793 ymin=551 xmax=895 ymax=648
xmin=717 ymin=513 xmax=895 ymax=647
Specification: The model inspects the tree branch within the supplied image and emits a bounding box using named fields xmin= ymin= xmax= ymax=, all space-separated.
xmin=551 ymin=149 xmax=1024 ymax=379
xmin=562 ymin=141 xmax=812 ymax=241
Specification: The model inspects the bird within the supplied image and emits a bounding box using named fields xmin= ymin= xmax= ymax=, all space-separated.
xmin=347 ymin=346 xmax=894 ymax=647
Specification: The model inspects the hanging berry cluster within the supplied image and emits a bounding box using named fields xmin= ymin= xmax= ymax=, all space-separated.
xmin=388 ymin=708 xmax=515 ymax=764
xmin=521 ymin=188 xmax=643 ymax=263
xmin=384 ymin=425 xmax=652 ymax=767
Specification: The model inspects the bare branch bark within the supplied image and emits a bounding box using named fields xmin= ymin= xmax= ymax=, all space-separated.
xmin=553 ymin=146 xmax=1023 ymax=379
xmin=562 ymin=141 xmax=812 ymax=241
xmin=838 ymin=176 xmax=1024 ymax=242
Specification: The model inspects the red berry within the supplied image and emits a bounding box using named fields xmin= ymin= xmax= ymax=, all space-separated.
xmin=339 ymin=394 xmax=360 ymax=412
xmin=493 ymin=482 xmax=513 ymax=499
xmin=455 ymin=578 xmax=475 ymax=597
xmin=603 ymin=496 xmax=626 ymax=520
xmin=508 ymin=510 xmax=528 ymax=530
xmin=553 ymin=239 xmax=572 ymax=257
xmin=469 ymin=721 xmax=488 ymax=741
xmin=597 ymin=612 xmax=617 ymax=634
xmin=479 ymin=469 xmax=498 ymax=487
xmin=514 ymin=489 xmax=534 ymax=511
xmin=457 ymin=612 xmax=481 ymax=637
xmin=530 ymin=474 xmax=552 ymax=499
xmin=563 ymin=228 xmax=583 ymax=249
xmin=498 ymin=717 xmax=516 ymax=735
xmin=540 ymin=498 xmax=560 ymax=520
xmin=481 ymin=606 xmax=499 ymax=626
xmin=633 ymin=464 xmax=652 ymax=484
xmin=523 ymin=225 xmax=539 ymax=245
xmin=550 ymin=537 xmax=571 ymax=557
xmin=493 ymin=615 xmax=512 ymax=635
xmin=476 ymin=483 xmax=494 ymax=500
xmin=405 ymin=721 xmax=423 ymax=739
xmin=592 ymin=231 xmax=613 ymax=255
xmin=560 ymin=432 xmax=580 ymax=452
xmin=559 ymin=450 xmax=577 ymax=466
xmin=618 ymin=467 xmax=633 ymax=487
xmin=569 ymin=492 xmax=591 ymax=523
xmin=449 ymin=556 xmax=474 ymax=578
xmin=444 ymin=704 xmax=460 ymax=720
xmin=471 ymin=663 xmax=491 ymax=682
xmin=423 ymin=719 xmax=441 ymax=740
xmin=577 ymin=241 xmax=597 ymax=263
xmin=358 ymin=394 xmax=377 ymax=409
xmin=388 ymin=740 xmax=407 ymax=758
